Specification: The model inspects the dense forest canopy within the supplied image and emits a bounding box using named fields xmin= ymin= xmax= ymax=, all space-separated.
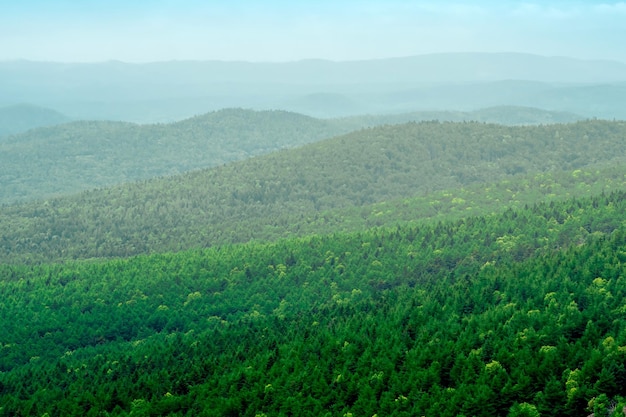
xmin=3 ymin=2 xmax=626 ymax=414
xmin=1 ymin=190 xmax=626 ymax=416
xmin=1 ymin=106 xmax=626 ymax=416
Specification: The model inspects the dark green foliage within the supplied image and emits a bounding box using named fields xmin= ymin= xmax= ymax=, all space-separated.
xmin=1 ymin=191 xmax=626 ymax=415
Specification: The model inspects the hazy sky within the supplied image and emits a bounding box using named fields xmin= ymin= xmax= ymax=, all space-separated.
xmin=1 ymin=0 xmax=625 ymax=63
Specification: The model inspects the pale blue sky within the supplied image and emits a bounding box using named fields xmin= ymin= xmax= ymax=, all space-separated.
xmin=1 ymin=1 xmax=625 ymax=63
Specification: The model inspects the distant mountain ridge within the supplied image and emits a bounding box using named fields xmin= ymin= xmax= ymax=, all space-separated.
xmin=3 ymin=53 xmax=625 ymax=87
xmin=1 ymin=53 xmax=624 ymax=121
xmin=339 ymin=106 xmax=582 ymax=128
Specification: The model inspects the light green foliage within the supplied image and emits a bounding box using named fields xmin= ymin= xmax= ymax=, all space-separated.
xmin=507 ymin=402 xmax=540 ymax=417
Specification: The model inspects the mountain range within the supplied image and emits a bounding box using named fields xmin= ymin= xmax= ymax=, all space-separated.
xmin=1 ymin=53 xmax=624 ymax=121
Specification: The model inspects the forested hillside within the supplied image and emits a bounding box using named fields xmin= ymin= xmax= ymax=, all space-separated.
xmin=1 ymin=190 xmax=625 ymax=416
xmin=0 ymin=106 xmax=585 ymax=205
xmin=0 ymin=104 xmax=70 ymax=138
xmin=1 ymin=119 xmax=625 ymax=264
xmin=0 ymin=109 xmax=355 ymax=204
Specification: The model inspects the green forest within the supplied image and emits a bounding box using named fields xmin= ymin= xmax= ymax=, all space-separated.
xmin=0 ymin=109 xmax=355 ymax=205
xmin=2 ymin=191 xmax=626 ymax=416
xmin=1 ymin=119 xmax=626 ymax=264
xmin=0 ymin=106 xmax=585 ymax=205
xmin=2 ymin=111 xmax=626 ymax=416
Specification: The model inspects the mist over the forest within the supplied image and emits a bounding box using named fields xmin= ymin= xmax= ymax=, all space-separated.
xmin=1 ymin=53 xmax=625 ymax=122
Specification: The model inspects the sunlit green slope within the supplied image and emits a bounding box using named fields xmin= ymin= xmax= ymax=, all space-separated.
xmin=0 ymin=106 xmax=585 ymax=205
xmin=1 ymin=191 xmax=625 ymax=416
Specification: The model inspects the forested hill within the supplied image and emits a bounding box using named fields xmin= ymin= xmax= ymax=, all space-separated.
xmin=0 ymin=106 xmax=585 ymax=205
xmin=1 ymin=190 xmax=626 ymax=416
xmin=0 ymin=103 xmax=70 ymax=138
xmin=0 ymin=109 xmax=351 ymax=204
xmin=3 ymin=54 xmax=625 ymax=121
xmin=2 ymin=119 xmax=626 ymax=264
xmin=337 ymin=105 xmax=583 ymax=130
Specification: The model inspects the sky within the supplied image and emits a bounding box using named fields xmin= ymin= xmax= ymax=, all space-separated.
xmin=1 ymin=0 xmax=626 ymax=63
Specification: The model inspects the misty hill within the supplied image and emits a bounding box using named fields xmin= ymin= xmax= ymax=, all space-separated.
xmin=339 ymin=106 xmax=583 ymax=129
xmin=531 ymin=83 xmax=626 ymax=120
xmin=2 ymin=119 xmax=625 ymax=264
xmin=367 ymin=80 xmax=626 ymax=120
xmin=0 ymin=109 xmax=355 ymax=204
xmin=0 ymin=103 xmax=70 ymax=137
xmin=0 ymin=106 xmax=584 ymax=205
xmin=1 ymin=53 xmax=624 ymax=121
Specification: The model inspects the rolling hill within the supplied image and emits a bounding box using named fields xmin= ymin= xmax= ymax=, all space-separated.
xmin=0 ymin=109 xmax=354 ymax=204
xmin=3 ymin=44 xmax=626 ymax=417
xmin=338 ymin=106 xmax=582 ymax=129
xmin=1 ymin=101 xmax=626 ymax=416
xmin=1 ymin=119 xmax=625 ymax=264
xmin=0 ymin=106 xmax=585 ymax=205
xmin=0 ymin=103 xmax=70 ymax=138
